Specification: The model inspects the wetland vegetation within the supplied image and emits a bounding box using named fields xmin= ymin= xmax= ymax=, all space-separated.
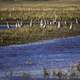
xmin=0 ymin=25 xmax=80 ymax=46
xmin=0 ymin=0 xmax=80 ymax=46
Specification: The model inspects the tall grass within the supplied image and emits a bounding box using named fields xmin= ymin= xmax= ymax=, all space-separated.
xmin=0 ymin=25 xmax=80 ymax=46
xmin=0 ymin=5 xmax=80 ymax=19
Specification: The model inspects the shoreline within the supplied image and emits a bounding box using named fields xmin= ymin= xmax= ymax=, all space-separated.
xmin=0 ymin=25 xmax=80 ymax=46
xmin=0 ymin=32 xmax=80 ymax=47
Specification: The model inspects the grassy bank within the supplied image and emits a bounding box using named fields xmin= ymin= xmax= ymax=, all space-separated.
xmin=0 ymin=25 xmax=80 ymax=46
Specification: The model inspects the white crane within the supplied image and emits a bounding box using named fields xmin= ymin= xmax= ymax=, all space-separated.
xmin=15 ymin=20 xmax=22 ymax=28
xmin=17 ymin=22 xmax=21 ymax=28
xmin=57 ymin=21 xmax=61 ymax=29
xmin=43 ymin=19 xmax=46 ymax=28
xmin=64 ymin=21 xmax=67 ymax=25
xmin=69 ymin=22 xmax=73 ymax=30
xmin=76 ymin=18 xmax=78 ymax=24
xmin=15 ymin=22 xmax=18 ymax=28
xmin=50 ymin=21 xmax=52 ymax=25
xmin=7 ymin=22 xmax=9 ymax=28
xmin=30 ymin=19 xmax=33 ymax=27
xmin=40 ymin=19 xmax=44 ymax=27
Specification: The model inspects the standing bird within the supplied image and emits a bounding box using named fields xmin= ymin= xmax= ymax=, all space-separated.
xmin=76 ymin=18 xmax=78 ymax=24
xmin=57 ymin=21 xmax=61 ymax=29
xmin=43 ymin=19 xmax=47 ymax=28
xmin=40 ymin=19 xmax=44 ymax=27
xmin=7 ymin=22 xmax=9 ymax=28
xmin=69 ymin=22 xmax=73 ymax=30
xmin=15 ymin=20 xmax=22 ymax=28
xmin=64 ymin=20 xmax=67 ymax=25
xmin=15 ymin=22 xmax=18 ymax=28
xmin=17 ymin=22 xmax=21 ymax=28
xmin=30 ymin=19 xmax=33 ymax=27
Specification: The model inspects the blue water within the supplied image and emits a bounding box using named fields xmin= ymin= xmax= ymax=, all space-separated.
xmin=0 ymin=36 xmax=80 ymax=78
xmin=0 ymin=25 xmax=16 ymax=30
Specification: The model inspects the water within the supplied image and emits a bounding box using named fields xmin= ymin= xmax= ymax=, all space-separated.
xmin=0 ymin=36 xmax=80 ymax=78
xmin=0 ymin=25 xmax=16 ymax=30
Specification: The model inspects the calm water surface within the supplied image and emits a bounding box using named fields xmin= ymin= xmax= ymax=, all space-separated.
xmin=0 ymin=25 xmax=16 ymax=30
xmin=0 ymin=36 xmax=80 ymax=78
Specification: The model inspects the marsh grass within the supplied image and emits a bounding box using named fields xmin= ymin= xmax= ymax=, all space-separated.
xmin=0 ymin=25 xmax=80 ymax=46
xmin=0 ymin=1 xmax=80 ymax=46
xmin=0 ymin=3 xmax=80 ymax=19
